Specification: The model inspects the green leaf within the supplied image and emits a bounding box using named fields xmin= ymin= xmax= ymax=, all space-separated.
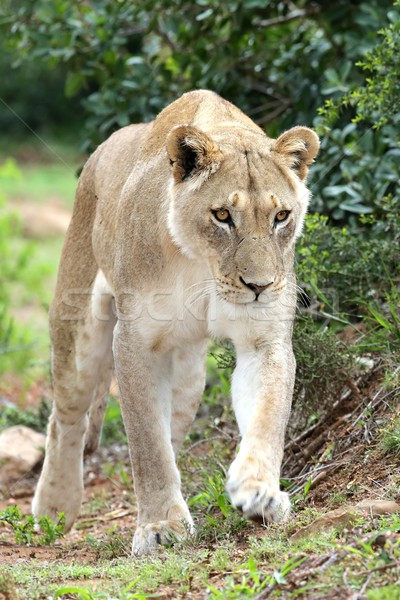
xmin=339 ymin=202 xmax=373 ymax=214
xmin=368 ymin=306 xmax=392 ymax=330
xmin=323 ymin=185 xmax=348 ymax=197
xmin=196 ymin=8 xmax=213 ymax=21
xmin=54 ymin=587 xmax=93 ymax=600
xmin=65 ymin=71 xmax=83 ymax=97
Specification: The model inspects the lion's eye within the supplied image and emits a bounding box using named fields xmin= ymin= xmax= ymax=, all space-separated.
xmin=213 ymin=209 xmax=231 ymax=223
xmin=275 ymin=210 xmax=290 ymax=224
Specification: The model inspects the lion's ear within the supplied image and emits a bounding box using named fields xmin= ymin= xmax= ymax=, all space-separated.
xmin=166 ymin=125 xmax=223 ymax=184
xmin=272 ymin=126 xmax=320 ymax=181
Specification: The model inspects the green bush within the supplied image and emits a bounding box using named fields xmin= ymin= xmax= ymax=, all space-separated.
xmin=292 ymin=315 xmax=355 ymax=414
xmin=4 ymin=0 xmax=398 ymax=228
xmin=0 ymin=159 xmax=51 ymax=374
xmin=0 ymin=399 xmax=50 ymax=433
xmin=313 ymin=4 xmax=400 ymax=223
xmin=296 ymin=200 xmax=400 ymax=316
xmin=0 ymin=505 xmax=65 ymax=545
xmin=310 ymin=122 xmax=399 ymax=225
xmin=0 ymin=160 xmax=31 ymax=371
xmin=5 ymin=1 xmax=391 ymax=150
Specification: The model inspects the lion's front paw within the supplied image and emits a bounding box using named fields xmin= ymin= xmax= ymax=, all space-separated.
xmin=226 ymin=455 xmax=290 ymax=524
xmin=132 ymin=519 xmax=194 ymax=555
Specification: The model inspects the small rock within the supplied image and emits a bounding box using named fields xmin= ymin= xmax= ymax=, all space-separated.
xmin=354 ymin=356 xmax=375 ymax=373
xmin=0 ymin=426 xmax=45 ymax=487
xmin=291 ymin=499 xmax=400 ymax=540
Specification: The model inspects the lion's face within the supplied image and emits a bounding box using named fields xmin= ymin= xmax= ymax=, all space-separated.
xmin=166 ymin=125 xmax=319 ymax=306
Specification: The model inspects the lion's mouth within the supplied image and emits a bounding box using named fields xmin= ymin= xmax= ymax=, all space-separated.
xmin=217 ymin=284 xmax=283 ymax=307
xmin=219 ymin=291 xmax=267 ymax=306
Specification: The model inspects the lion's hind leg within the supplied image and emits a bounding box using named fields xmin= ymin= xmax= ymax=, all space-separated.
xmin=170 ymin=341 xmax=208 ymax=455
xmin=84 ymin=357 xmax=114 ymax=456
xmin=32 ymin=271 xmax=115 ymax=531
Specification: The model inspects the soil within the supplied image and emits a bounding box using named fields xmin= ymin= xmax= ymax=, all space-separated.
xmin=0 ymin=448 xmax=134 ymax=564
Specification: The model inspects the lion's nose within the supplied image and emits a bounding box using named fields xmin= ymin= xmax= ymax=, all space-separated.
xmin=239 ymin=277 xmax=274 ymax=298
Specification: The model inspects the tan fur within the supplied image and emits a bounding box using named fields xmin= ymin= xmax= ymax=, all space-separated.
xmin=32 ymin=90 xmax=319 ymax=554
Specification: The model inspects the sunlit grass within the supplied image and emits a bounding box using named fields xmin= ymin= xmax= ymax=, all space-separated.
xmin=1 ymin=162 xmax=77 ymax=208
xmin=1 ymin=152 xmax=72 ymax=379
xmin=1 ymin=513 xmax=399 ymax=600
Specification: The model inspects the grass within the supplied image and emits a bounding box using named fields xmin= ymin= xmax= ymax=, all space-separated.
xmin=3 ymin=392 xmax=399 ymax=599
xmin=0 ymin=506 xmax=65 ymax=545
xmin=0 ymin=146 xmax=77 ymax=379
xmin=0 ymin=513 xmax=399 ymax=599
xmin=0 ymin=233 xmax=62 ymax=378
xmin=368 ymin=586 xmax=400 ymax=599
xmin=101 ymin=397 xmax=127 ymax=445
xmin=380 ymin=418 xmax=400 ymax=456
xmin=0 ymin=571 xmax=19 ymax=600
xmin=0 ymin=162 xmax=77 ymax=208
xmin=0 ymin=133 xmax=80 ymax=208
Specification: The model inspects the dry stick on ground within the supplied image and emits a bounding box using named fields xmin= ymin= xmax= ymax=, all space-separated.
xmin=284 ymin=420 xmax=321 ymax=453
xmin=288 ymin=462 xmax=346 ymax=496
xmin=355 ymin=573 xmax=373 ymax=600
xmin=284 ymin=378 xmax=362 ymax=465
xmin=284 ymin=418 xmax=348 ymax=480
xmin=282 ymin=367 xmax=390 ymax=492
xmin=252 ymin=553 xmax=334 ymax=600
xmin=253 ymin=532 xmax=400 ymax=599
xmin=356 ymin=561 xmax=400 ymax=576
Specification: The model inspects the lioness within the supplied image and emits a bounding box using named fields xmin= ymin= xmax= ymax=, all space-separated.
xmin=32 ymin=90 xmax=319 ymax=554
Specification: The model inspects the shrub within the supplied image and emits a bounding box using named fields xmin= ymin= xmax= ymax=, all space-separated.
xmin=0 ymin=505 xmax=65 ymax=545
xmin=0 ymin=159 xmax=52 ymax=374
xmin=0 ymin=400 xmax=50 ymax=433
xmin=296 ymin=202 xmax=400 ymax=317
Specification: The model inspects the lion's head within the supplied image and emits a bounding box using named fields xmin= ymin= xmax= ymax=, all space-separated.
xmin=166 ymin=123 xmax=319 ymax=306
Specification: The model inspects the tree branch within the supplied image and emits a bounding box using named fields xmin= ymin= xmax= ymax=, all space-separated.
xmin=254 ymin=6 xmax=321 ymax=29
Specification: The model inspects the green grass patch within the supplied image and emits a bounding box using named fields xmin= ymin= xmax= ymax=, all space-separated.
xmin=1 ymin=513 xmax=398 ymax=599
xmin=0 ymin=505 xmax=65 ymax=545
xmin=367 ymin=585 xmax=400 ymax=600
xmin=1 ymin=162 xmax=77 ymax=208
xmin=0 ymin=157 xmax=68 ymax=378
xmin=379 ymin=418 xmax=400 ymax=456
xmin=101 ymin=397 xmax=126 ymax=445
